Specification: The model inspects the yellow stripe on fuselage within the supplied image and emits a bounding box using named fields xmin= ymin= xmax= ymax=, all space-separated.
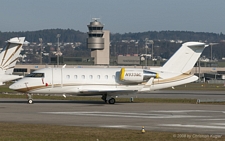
xmin=120 ymin=68 xmax=125 ymax=80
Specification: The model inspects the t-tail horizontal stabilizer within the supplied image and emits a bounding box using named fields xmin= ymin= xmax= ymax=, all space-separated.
xmin=161 ymin=42 xmax=208 ymax=73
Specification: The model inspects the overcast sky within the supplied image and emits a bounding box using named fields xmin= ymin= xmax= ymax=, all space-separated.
xmin=0 ymin=0 xmax=224 ymax=34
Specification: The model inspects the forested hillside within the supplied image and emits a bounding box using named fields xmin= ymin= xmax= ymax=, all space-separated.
xmin=0 ymin=29 xmax=225 ymax=60
xmin=111 ymin=31 xmax=225 ymax=42
xmin=0 ymin=29 xmax=224 ymax=45
xmin=0 ymin=29 xmax=87 ymax=46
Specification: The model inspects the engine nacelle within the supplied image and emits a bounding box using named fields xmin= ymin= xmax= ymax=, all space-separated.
xmin=120 ymin=68 xmax=159 ymax=83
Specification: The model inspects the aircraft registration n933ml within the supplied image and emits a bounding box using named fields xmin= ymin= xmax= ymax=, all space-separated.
xmin=10 ymin=42 xmax=208 ymax=104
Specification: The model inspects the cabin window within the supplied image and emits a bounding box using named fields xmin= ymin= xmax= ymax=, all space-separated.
xmin=81 ymin=75 xmax=85 ymax=79
xmin=74 ymin=75 xmax=77 ymax=79
xmin=89 ymin=75 xmax=93 ymax=79
xmin=112 ymin=75 xmax=115 ymax=79
xmin=66 ymin=75 xmax=70 ymax=79
xmin=105 ymin=75 xmax=108 ymax=79
xmin=97 ymin=75 xmax=100 ymax=79
xmin=26 ymin=73 xmax=44 ymax=78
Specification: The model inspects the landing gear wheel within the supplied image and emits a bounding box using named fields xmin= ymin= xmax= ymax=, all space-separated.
xmin=108 ymin=98 xmax=115 ymax=104
xmin=28 ymin=99 xmax=33 ymax=104
xmin=27 ymin=94 xmax=33 ymax=104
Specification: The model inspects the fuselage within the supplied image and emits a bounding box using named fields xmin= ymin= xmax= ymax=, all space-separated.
xmin=9 ymin=67 xmax=198 ymax=95
xmin=9 ymin=41 xmax=206 ymax=104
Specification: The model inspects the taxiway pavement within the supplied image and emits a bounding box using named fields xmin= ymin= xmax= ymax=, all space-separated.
xmin=121 ymin=90 xmax=225 ymax=100
xmin=0 ymin=94 xmax=225 ymax=135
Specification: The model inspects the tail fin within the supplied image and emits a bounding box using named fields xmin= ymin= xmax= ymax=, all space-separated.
xmin=0 ymin=37 xmax=25 ymax=74
xmin=161 ymin=42 xmax=207 ymax=73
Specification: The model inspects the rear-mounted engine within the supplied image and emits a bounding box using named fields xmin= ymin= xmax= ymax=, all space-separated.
xmin=120 ymin=68 xmax=159 ymax=83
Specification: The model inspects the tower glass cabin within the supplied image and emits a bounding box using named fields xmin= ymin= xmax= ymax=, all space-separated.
xmin=87 ymin=19 xmax=104 ymax=50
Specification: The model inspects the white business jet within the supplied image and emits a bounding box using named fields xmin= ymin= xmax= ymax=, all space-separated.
xmin=10 ymin=42 xmax=207 ymax=104
xmin=0 ymin=37 xmax=25 ymax=85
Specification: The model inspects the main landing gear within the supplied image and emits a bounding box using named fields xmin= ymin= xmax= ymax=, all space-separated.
xmin=27 ymin=94 xmax=33 ymax=104
xmin=101 ymin=94 xmax=116 ymax=104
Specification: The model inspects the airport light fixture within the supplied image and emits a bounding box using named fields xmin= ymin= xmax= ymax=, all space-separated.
xmin=135 ymin=42 xmax=138 ymax=54
xmin=198 ymin=57 xmax=201 ymax=82
xmin=145 ymin=44 xmax=148 ymax=68
xmin=209 ymin=43 xmax=218 ymax=61
xmin=56 ymin=34 xmax=61 ymax=67
xmin=149 ymin=40 xmax=154 ymax=61
xmin=39 ymin=38 xmax=43 ymax=65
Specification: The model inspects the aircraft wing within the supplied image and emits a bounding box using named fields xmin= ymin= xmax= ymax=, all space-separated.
xmin=77 ymin=90 xmax=138 ymax=96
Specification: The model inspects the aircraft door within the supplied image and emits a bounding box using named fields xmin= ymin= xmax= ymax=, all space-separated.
xmin=52 ymin=68 xmax=62 ymax=88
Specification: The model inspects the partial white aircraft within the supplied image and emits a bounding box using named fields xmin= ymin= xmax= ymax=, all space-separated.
xmin=10 ymin=42 xmax=207 ymax=104
xmin=0 ymin=37 xmax=25 ymax=85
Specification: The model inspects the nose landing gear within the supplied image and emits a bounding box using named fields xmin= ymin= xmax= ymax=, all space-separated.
xmin=27 ymin=94 xmax=33 ymax=104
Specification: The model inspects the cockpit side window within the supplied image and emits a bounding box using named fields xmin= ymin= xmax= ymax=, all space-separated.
xmin=26 ymin=73 xmax=44 ymax=78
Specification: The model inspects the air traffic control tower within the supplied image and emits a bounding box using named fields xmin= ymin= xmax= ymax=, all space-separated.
xmin=87 ymin=18 xmax=110 ymax=65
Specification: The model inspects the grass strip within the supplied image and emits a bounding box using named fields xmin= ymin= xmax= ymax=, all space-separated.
xmin=0 ymin=122 xmax=224 ymax=141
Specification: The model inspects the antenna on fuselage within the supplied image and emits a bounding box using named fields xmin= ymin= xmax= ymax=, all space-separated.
xmin=62 ymin=64 xmax=66 ymax=68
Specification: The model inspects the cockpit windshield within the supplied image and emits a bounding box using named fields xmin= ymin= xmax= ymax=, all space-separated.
xmin=26 ymin=73 xmax=44 ymax=78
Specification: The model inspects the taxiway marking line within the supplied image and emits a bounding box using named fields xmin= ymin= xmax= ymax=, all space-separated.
xmin=40 ymin=111 xmax=209 ymax=119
